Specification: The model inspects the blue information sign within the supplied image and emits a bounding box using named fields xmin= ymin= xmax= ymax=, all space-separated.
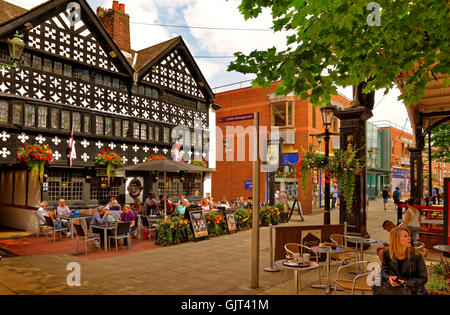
xmin=245 ymin=180 xmax=253 ymax=190
xmin=282 ymin=153 xmax=299 ymax=166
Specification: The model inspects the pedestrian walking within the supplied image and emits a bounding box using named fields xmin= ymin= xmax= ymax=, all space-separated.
xmin=278 ymin=190 xmax=289 ymax=211
xmin=381 ymin=186 xmax=390 ymax=211
xmin=331 ymin=185 xmax=338 ymax=211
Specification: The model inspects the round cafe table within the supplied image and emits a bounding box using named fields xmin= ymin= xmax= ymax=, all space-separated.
xmin=347 ymin=237 xmax=379 ymax=263
xmin=274 ymin=260 xmax=319 ymax=295
xmin=311 ymin=246 xmax=347 ymax=294
xmin=433 ymin=244 xmax=450 ymax=253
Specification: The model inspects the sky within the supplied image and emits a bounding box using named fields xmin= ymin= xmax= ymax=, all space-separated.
xmin=5 ymin=0 xmax=411 ymax=133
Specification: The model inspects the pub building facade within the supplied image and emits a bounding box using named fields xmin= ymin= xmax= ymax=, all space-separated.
xmin=0 ymin=0 xmax=217 ymax=232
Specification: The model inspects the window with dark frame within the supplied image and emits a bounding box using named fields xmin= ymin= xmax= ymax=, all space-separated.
xmin=272 ymin=101 xmax=294 ymax=128
xmin=94 ymin=72 xmax=102 ymax=85
xmin=24 ymin=104 xmax=36 ymax=127
xmin=112 ymin=78 xmax=120 ymax=89
xmin=148 ymin=125 xmax=153 ymax=141
xmin=0 ymin=100 xmax=8 ymax=123
xmin=48 ymin=172 xmax=84 ymax=202
xmin=96 ymin=115 xmax=103 ymax=135
xmin=141 ymin=123 xmax=147 ymax=140
xmin=50 ymin=108 xmax=59 ymax=129
xmin=123 ymin=120 xmax=129 ymax=138
xmin=32 ymin=55 xmax=42 ymax=70
xmin=12 ymin=102 xmax=22 ymax=125
xmin=84 ymin=114 xmax=91 ymax=133
xmin=43 ymin=58 xmax=52 ymax=72
xmin=73 ymin=112 xmax=81 ymax=132
xmin=154 ymin=126 xmax=160 ymax=142
xmin=53 ymin=61 xmax=62 ymax=75
xmin=0 ymin=46 xmax=8 ymax=61
xmin=63 ymin=64 xmax=72 ymax=77
xmin=163 ymin=127 xmax=170 ymax=143
xmin=105 ymin=117 xmax=113 ymax=136
xmin=114 ymin=119 xmax=121 ymax=137
xmin=22 ymin=52 xmax=31 ymax=67
xmin=61 ymin=110 xmax=70 ymax=131
xmin=133 ymin=122 xmax=140 ymax=139
xmin=37 ymin=106 xmax=47 ymax=128
xmin=103 ymin=75 xmax=111 ymax=87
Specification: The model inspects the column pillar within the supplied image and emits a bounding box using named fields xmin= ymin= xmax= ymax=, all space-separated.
xmin=409 ymin=147 xmax=424 ymax=205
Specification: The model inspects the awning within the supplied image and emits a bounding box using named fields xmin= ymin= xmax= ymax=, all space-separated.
xmin=115 ymin=159 xmax=215 ymax=173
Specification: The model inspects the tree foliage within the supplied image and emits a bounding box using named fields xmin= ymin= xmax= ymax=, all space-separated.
xmin=428 ymin=124 xmax=450 ymax=163
xmin=228 ymin=0 xmax=449 ymax=106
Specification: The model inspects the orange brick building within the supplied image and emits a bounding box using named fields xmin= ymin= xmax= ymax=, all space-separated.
xmin=212 ymin=82 xmax=351 ymax=215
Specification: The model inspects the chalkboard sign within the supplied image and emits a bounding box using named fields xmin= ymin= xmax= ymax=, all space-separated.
xmin=226 ymin=213 xmax=237 ymax=232
xmin=189 ymin=210 xmax=208 ymax=239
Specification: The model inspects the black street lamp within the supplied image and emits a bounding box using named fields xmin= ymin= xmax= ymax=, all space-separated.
xmin=311 ymin=105 xmax=338 ymax=225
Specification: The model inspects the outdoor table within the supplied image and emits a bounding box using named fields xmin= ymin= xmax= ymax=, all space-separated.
xmin=60 ymin=215 xmax=91 ymax=240
xmin=90 ymin=223 xmax=116 ymax=253
xmin=433 ymin=245 xmax=450 ymax=253
xmin=311 ymin=246 xmax=347 ymax=294
xmin=347 ymin=237 xmax=379 ymax=263
xmin=274 ymin=259 xmax=319 ymax=295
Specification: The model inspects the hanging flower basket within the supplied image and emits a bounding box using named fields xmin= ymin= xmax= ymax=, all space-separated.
xmin=146 ymin=154 xmax=166 ymax=162
xmin=296 ymin=147 xmax=325 ymax=197
xmin=325 ymin=147 xmax=364 ymax=215
xmin=93 ymin=150 xmax=124 ymax=185
xmin=17 ymin=143 xmax=53 ymax=184
xmin=190 ymin=159 xmax=208 ymax=177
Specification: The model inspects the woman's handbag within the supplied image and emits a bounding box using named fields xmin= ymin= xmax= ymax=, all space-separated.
xmin=372 ymin=282 xmax=412 ymax=295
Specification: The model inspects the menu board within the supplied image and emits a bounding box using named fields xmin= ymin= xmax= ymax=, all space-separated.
xmin=189 ymin=210 xmax=208 ymax=238
xmin=226 ymin=213 xmax=237 ymax=232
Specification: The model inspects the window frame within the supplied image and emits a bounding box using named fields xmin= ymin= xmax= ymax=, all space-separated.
xmin=271 ymin=101 xmax=295 ymax=128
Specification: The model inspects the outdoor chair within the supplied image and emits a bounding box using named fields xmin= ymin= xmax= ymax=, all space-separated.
xmin=44 ymin=215 xmax=67 ymax=243
xmin=334 ymin=261 xmax=380 ymax=295
xmin=35 ymin=211 xmax=50 ymax=238
xmin=139 ymin=215 xmax=156 ymax=241
xmin=284 ymin=243 xmax=321 ymax=284
xmin=329 ymin=234 xmax=359 ymax=268
xmin=73 ymin=222 xmax=100 ymax=255
xmin=108 ymin=221 xmax=131 ymax=251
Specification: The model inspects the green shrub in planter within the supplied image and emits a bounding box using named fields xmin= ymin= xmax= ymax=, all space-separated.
xmin=155 ymin=216 xmax=192 ymax=246
xmin=204 ymin=210 xmax=227 ymax=237
xmin=260 ymin=206 xmax=280 ymax=226
xmin=426 ymin=259 xmax=450 ymax=295
xmin=233 ymin=208 xmax=252 ymax=230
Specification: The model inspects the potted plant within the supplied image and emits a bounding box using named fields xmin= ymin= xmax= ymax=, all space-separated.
xmin=17 ymin=143 xmax=53 ymax=184
xmin=93 ymin=150 xmax=124 ymax=185
xmin=426 ymin=258 xmax=450 ymax=295
xmin=260 ymin=206 xmax=280 ymax=226
xmin=155 ymin=216 xmax=192 ymax=246
xmin=296 ymin=147 xmax=325 ymax=197
xmin=275 ymin=203 xmax=289 ymax=223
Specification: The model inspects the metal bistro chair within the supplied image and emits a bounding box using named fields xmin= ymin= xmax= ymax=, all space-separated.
xmin=284 ymin=243 xmax=322 ymax=284
xmin=139 ymin=215 xmax=156 ymax=241
xmin=35 ymin=211 xmax=50 ymax=238
xmin=334 ymin=261 xmax=380 ymax=295
xmin=329 ymin=234 xmax=359 ymax=268
xmin=108 ymin=221 xmax=131 ymax=251
xmin=74 ymin=221 xmax=100 ymax=255
xmin=44 ymin=215 xmax=67 ymax=243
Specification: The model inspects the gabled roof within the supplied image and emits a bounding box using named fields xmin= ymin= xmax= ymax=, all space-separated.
xmin=0 ymin=0 xmax=27 ymax=24
xmin=134 ymin=36 xmax=180 ymax=71
xmin=0 ymin=0 xmax=134 ymax=76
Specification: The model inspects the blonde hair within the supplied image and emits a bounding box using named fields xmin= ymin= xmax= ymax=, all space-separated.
xmin=389 ymin=227 xmax=418 ymax=261
xmin=123 ymin=204 xmax=131 ymax=211
xmin=111 ymin=199 xmax=119 ymax=206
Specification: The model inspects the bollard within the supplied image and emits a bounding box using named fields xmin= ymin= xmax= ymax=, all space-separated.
xmin=264 ymin=224 xmax=280 ymax=272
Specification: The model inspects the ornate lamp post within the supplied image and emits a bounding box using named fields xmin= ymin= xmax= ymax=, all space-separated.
xmin=1 ymin=31 xmax=25 ymax=69
xmin=311 ymin=105 xmax=339 ymax=225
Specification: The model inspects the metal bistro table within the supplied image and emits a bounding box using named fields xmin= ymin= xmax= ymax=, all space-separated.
xmin=90 ymin=223 xmax=116 ymax=253
xmin=274 ymin=260 xmax=319 ymax=295
xmin=348 ymin=238 xmax=379 ymax=262
xmin=311 ymin=246 xmax=347 ymax=294
xmin=433 ymin=245 xmax=450 ymax=259
xmin=60 ymin=215 xmax=92 ymax=240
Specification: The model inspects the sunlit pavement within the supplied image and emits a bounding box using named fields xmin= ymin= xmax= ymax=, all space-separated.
xmin=0 ymin=199 xmax=442 ymax=295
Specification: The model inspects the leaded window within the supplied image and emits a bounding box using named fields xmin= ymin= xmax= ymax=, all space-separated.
xmin=48 ymin=172 xmax=84 ymax=202
xmin=182 ymin=175 xmax=202 ymax=198
xmin=154 ymin=126 xmax=160 ymax=142
xmin=0 ymin=100 xmax=8 ymax=123
xmin=141 ymin=123 xmax=147 ymax=140
xmin=22 ymin=52 xmax=31 ymax=67
xmin=112 ymin=78 xmax=120 ymax=89
xmin=145 ymin=87 xmax=152 ymax=97
xmin=103 ymin=75 xmax=111 ymax=87
xmin=105 ymin=117 xmax=113 ymax=136
xmin=53 ymin=61 xmax=62 ymax=75
xmin=123 ymin=120 xmax=129 ymax=138
xmin=32 ymin=56 xmax=42 ymax=70
xmin=84 ymin=114 xmax=91 ymax=133
xmin=43 ymin=58 xmax=52 ymax=72
xmin=12 ymin=102 xmax=22 ymax=125
xmin=138 ymin=85 xmax=145 ymax=95
xmin=61 ymin=110 xmax=70 ymax=131
xmin=73 ymin=112 xmax=81 ymax=132
xmin=152 ymin=88 xmax=159 ymax=99
xmin=50 ymin=108 xmax=59 ymax=129
xmin=63 ymin=64 xmax=72 ymax=77
xmin=37 ymin=106 xmax=47 ymax=128
xmin=115 ymin=119 xmax=121 ymax=137
xmin=0 ymin=46 xmax=8 ymax=61
xmin=96 ymin=115 xmax=103 ymax=135
xmin=119 ymin=80 xmax=127 ymax=91
xmin=94 ymin=72 xmax=102 ymax=85
xmin=89 ymin=177 xmax=121 ymax=202
xmin=157 ymin=176 xmax=179 ymax=196
xmin=24 ymin=104 xmax=35 ymax=127
xmin=133 ymin=122 xmax=140 ymax=139
xmin=163 ymin=127 xmax=170 ymax=143
xmin=148 ymin=125 xmax=153 ymax=141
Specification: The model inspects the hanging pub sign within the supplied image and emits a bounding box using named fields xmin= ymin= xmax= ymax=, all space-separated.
xmin=226 ymin=213 xmax=237 ymax=232
xmin=189 ymin=210 xmax=208 ymax=239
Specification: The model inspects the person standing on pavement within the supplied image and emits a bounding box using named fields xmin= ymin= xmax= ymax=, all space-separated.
xmin=403 ymin=198 xmax=421 ymax=246
xmin=393 ymin=187 xmax=401 ymax=210
xmin=381 ymin=186 xmax=390 ymax=211
xmin=331 ymin=185 xmax=338 ymax=211
xmin=278 ymin=190 xmax=289 ymax=211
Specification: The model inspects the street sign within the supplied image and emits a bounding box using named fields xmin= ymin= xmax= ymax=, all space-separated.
xmin=245 ymin=180 xmax=253 ymax=190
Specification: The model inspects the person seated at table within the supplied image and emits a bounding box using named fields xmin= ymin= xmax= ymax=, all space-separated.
xmin=108 ymin=199 xmax=121 ymax=211
xmin=199 ymin=198 xmax=210 ymax=212
xmin=91 ymin=207 xmax=114 ymax=247
xmin=119 ymin=204 xmax=135 ymax=233
xmin=176 ymin=200 xmax=188 ymax=218
xmin=145 ymin=193 xmax=158 ymax=207
xmin=380 ymin=227 xmax=428 ymax=295
xmin=207 ymin=196 xmax=214 ymax=209
xmin=177 ymin=195 xmax=190 ymax=208
xmin=36 ymin=201 xmax=49 ymax=227
xmin=106 ymin=196 xmax=115 ymax=210
xmin=159 ymin=195 xmax=174 ymax=216
xmin=218 ymin=196 xmax=230 ymax=209
xmin=131 ymin=198 xmax=142 ymax=215
xmin=56 ymin=199 xmax=71 ymax=235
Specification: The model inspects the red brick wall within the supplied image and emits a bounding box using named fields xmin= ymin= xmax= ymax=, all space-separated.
xmin=98 ymin=7 xmax=131 ymax=53
xmin=213 ymin=83 xmax=351 ymax=214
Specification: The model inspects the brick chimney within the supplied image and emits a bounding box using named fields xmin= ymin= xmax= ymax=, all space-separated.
xmin=97 ymin=1 xmax=131 ymax=53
